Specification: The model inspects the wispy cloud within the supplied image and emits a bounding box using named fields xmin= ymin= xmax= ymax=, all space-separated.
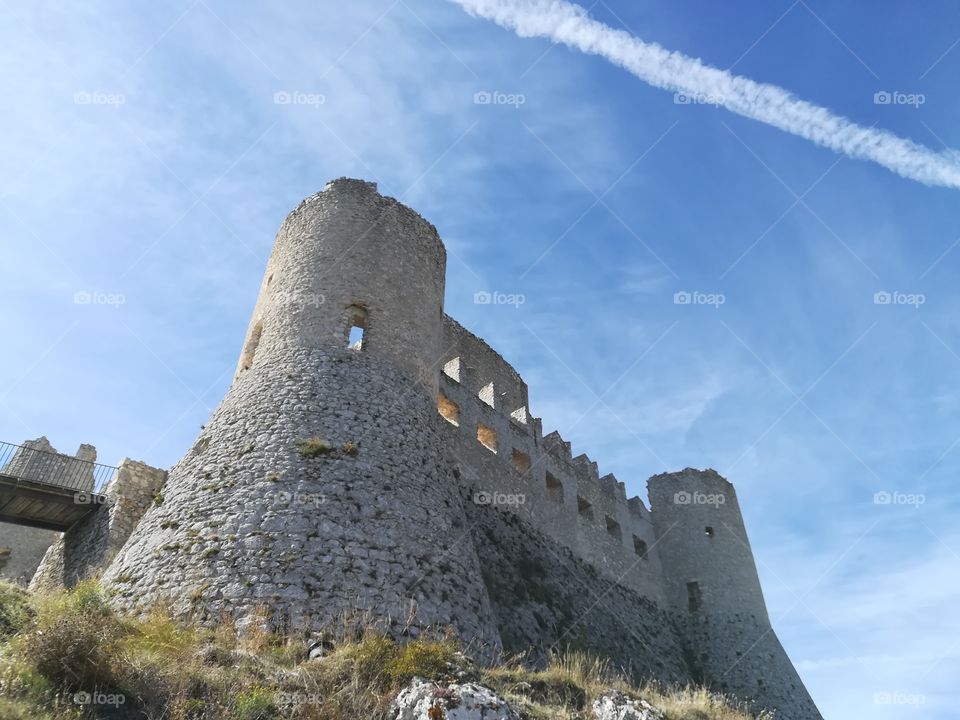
xmin=451 ymin=0 xmax=960 ymax=189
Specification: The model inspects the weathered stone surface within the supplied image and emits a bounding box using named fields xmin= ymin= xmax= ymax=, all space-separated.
xmin=99 ymin=179 xmax=502 ymax=656
xmin=30 ymin=459 xmax=167 ymax=592
xmin=0 ymin=523 xmax=59 ymax=585
xmin=466 ymin=499 xmax=689 ymax=686
xmin=591 ymin=691 xmax=665 ymax=720
xmin=391 ymin=679 xmax=519 ymax=720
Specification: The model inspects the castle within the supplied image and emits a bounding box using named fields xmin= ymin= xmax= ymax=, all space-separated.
xmin=24 ymin=179 xmax=821 ymax=719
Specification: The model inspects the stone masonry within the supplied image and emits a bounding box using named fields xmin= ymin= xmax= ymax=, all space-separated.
xmin=30 ymin=459 xmax=167 ymax=592
xmin=32 ymin=178 xmax=822 ymax=719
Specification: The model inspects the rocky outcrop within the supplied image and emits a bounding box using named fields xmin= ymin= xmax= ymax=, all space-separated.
xmin=391 ymin=679 xmax=519 ymax=720
xmin=592 ymin=691 xmax=665 ymax=720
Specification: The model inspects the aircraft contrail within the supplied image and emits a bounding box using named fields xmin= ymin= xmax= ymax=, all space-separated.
xmin=453 ymin=0 xmax=960 ymax=189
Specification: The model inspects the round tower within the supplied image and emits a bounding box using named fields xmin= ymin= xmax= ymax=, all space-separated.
xmin=648 ymin=470 xmax=822 ymax=717
xmin=234 ymin=178 xmax=445 ymax=397
xmin=647 ymin=468 xmax=769 ymax=625
xmin=103 ymin=179 xmax=501 ymax=652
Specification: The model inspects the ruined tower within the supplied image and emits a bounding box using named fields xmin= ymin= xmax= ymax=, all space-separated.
xmin=649 ymin=469 xmax=818 ymax=716
xmin=102 ymin=179 xmax=501 ymax=650
xmin=648 ymin=469 xmax=768 ymax=623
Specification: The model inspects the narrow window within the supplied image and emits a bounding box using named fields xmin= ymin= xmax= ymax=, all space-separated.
xmin=605 ymin=516 xmax=621 ymax=541
xmin=511 ymin=449 xmax=530 ymax=474
xmin=345 ymin=305 xmax=367 ymax=351
xmin=687 ymin=581 xmax=702 ymax=613
xmin=545 ymin=472 xmax=563 ymax=504
xmin=478 ymin=382 xmax=495 ymax=408
xmin=443 ymin=357 xmax=461 ymax=382
xmin=633 ymin=536 xmax=648 ymax=558
xmin=477 ymin=422 xmax=497 ymax=454
xmin=705 ymin=526 xmax=715 ymax=537
xmin=577 ymin=496 xmax=593 ymax=520
xmin=510 ymin=406 xmax=529 ymax=425
xmin=438 ymin=393 xmax=460 ymax=427
xmin=348 ymin=325 xmax=365 ymax=349
xmin=239 ymin=321 xmax=263 ymax=372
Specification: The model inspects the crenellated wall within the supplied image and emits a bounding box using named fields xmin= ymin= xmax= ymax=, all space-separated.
xmin=436 ymin=316 xmax=665 ymax=604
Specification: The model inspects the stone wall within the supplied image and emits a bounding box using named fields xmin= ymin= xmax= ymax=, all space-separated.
xmin=30 ymin=459 xmax=167 ymax=592
xmin=2 ymin=437 xmax=96 ymax=491
xmin=102 ymin=347 xmax=501 ymax=654
xmin=0 ymin=524 xmax=59 ymax=585
xmin=466 ymin=497 xmax=689 ymax=684
xmin=679 ymin=614 xmax=822 ymax=720
xmin=437 ymin=319 xmax=665 ymax=604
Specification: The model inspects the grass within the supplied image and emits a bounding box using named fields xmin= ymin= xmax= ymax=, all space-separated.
xmin=0 ymin=580 xmax=770 ymax=720
xmin=0 ymin=582 xmax=32 ymax=638
xmin=295 ymin=438 xmax=334 ymax=457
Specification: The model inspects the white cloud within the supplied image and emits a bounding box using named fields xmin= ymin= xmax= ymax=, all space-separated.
xmin=451 ymin=0 xmax=960 ymax=189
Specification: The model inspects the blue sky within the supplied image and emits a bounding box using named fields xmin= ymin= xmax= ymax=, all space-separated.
xmin=2 ymin=1 xmax=958 ymax=717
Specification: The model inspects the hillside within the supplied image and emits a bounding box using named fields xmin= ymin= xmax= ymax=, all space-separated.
xmin=0 ymin=580 xmax=772 ymax=720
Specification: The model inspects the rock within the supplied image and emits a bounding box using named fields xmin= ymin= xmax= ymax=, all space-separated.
xmin=391 ymin=678 xmax=519 ymax=719
xmin=591 ymin=690 xmax=665 ymax=720
xmin=307 ymin=636 xmax=336 ymax=661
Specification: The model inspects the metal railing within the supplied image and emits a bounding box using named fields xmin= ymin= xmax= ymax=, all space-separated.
xmin=0 ymin=441 xmax=116 ymax=494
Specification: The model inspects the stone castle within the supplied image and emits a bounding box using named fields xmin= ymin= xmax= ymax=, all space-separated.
xmin=18 ymin=178 xmax=821 ymax=719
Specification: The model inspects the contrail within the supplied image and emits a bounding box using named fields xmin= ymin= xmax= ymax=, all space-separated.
xmin=453 ymin=0 xmax=960 ymax=189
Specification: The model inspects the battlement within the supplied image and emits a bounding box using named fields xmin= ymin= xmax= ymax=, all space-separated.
xmin=434 ymin=319 xmax=670 ymax=601
xmin=441 ymin=316 xmax=530 ymax=416
xmin=649 ymin=466 xmax=732 ymax=487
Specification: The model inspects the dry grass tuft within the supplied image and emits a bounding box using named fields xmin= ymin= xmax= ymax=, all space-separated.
xmin=295 ymin=438 xmax=334 ymax=457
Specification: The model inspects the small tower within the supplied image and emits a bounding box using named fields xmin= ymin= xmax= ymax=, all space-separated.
xmin=648 ymin=468 xmax=768 ymax=624
xmin=649 ymin=469 xmax=821 ymax=718
xmin=103 ymin=179 xmax=501 ymax=651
